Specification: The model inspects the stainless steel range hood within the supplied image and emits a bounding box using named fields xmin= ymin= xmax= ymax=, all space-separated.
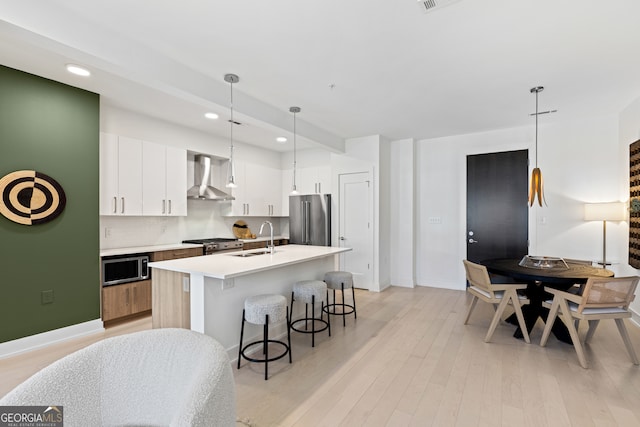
xmin=187 ymin=154 xmax=235 ymax=201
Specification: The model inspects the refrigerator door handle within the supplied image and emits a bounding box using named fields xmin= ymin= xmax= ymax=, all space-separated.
xmin=304 ymin=201 xmax=311 ymax=245
xmin=301 ymin=202 xmax=306 ymax=244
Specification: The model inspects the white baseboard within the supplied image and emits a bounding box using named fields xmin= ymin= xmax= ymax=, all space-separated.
xmin=630 ymin=308 xmax=640 ymax=328
xmin=0 ymin=319 xmax=104 ymax=359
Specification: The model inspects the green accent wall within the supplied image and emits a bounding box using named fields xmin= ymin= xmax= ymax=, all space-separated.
xmin=0 ymin=65 xmax=100 ymax=343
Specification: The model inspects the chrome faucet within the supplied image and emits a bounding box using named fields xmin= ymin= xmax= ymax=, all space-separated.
xmin=259 ymin=221 xmax=275 ymax=254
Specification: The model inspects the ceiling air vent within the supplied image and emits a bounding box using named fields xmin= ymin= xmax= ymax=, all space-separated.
xmin=418 ymin=0 xmax=463 ymax=13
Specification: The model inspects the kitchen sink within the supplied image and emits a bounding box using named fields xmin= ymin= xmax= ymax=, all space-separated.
xmin=230 ymin=249 xmax=272 ymax=257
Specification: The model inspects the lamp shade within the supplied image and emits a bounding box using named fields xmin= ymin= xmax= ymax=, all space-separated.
xmin=584 ymin=202 xmax=626 ymax=221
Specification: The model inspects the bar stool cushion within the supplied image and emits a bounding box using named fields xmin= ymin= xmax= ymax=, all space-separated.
xmin=244 ymin=294 xmax=287 ymax=325
xmin=324 ymin=271 xmax=353 ymax=289
xmin=293 ymin=280 xmax=327 ymax=304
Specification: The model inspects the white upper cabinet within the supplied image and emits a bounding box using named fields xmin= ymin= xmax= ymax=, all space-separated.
xmin=229 ymin=162 xmax=283 ymax=216
xmin=292 ymin=166 xmax=332 ymax=195
xmin=251 ymin=164 xmax=282 ymax=216
xmin=164 ymin=146 xmax=187 ymax=216
xmin=100 ymin=133 xmax=186 ymax=217
xmin=142 ymin=141 xmax=187 ymax=216
xmin=229 ymin=161 xmax=248 ymax=216
xmin=100 ymin=133 xmax=143 ymax=215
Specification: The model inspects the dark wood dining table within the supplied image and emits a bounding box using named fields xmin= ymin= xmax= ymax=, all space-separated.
xmin=480 ymin=258 xmax=614 ymax=342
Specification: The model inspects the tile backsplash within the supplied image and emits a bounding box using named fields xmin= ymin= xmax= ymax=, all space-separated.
xmin=100 ymin=199 xmax=288 ymax=249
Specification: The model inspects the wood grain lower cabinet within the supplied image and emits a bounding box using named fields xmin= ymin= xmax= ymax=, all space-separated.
xmin=241 ymin=239 xmax=289 ymax=250
xmin=152 ymin=247 xmax=202 ymax=261
xmin=102 ymin=279 xmax=151 ymax=322
xmin=101 ymin=248 xmax=201 ymax=323
xmin=152 ymin=270 xmax=190 ymax=329
xmin=150 ymin=248 xmax=200 ymax=329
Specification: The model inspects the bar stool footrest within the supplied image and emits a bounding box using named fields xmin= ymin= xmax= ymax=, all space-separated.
xmin=290 ymin=317 xmax=329 ymax=334
xmin=322 ymin=303 xmax=355 ymax=316
xmin=240 ymin=340 xmax=290 ymax=364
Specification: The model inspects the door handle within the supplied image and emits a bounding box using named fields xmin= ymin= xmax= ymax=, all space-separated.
xmin=340 ymin=236 xmax=346 ymax=241
xmin=468 ymin=238 xmax=478 ymax=244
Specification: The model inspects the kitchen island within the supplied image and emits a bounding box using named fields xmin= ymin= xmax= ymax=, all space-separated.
xmin=149 ymin=244 xmax=351 ymax=358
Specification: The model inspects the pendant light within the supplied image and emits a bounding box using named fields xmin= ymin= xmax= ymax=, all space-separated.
xmin=224 ymin=73 xmax=239 ymax=188
xmin=289 ymin=106 xmax=301 ymax=195
xmin=529 ymin=86 xmax=546 ymax=207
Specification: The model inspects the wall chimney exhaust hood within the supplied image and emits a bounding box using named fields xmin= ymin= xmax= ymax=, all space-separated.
xmin=187 ymin=154 xmax=235 ymax=201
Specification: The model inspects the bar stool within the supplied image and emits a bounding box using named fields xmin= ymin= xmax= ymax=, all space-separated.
xmin=237 ymin=294 xmax=292 ymax=380
xmin=290 ymin=280 xmax=330 ymax=347
xmin=323 ymin=271 xmax=357 ymax=327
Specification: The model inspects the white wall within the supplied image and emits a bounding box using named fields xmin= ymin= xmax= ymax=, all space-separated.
xmin=413 ymin=114 xmax=624 ymax=290
xmin=330 ymin=136 xmax=391 ymax=291
xmin=379 ymin=137 xmax=391 ymax=289
xmin=619 ymin=95 xmax=640 ymax=318
xmin=390 ymin=139 xmax=415 ymax=287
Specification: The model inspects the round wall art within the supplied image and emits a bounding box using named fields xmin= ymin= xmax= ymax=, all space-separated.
xmin=0 ymin=170 xmax=66 ymax=225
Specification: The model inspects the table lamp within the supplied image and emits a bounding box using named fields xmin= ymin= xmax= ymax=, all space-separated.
xmin=584 ymin=202 xmax=626 ymax=268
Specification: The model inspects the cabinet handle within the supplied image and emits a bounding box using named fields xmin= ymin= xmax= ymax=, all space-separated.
xmin=162 ymin=200 xmax=166 ymax=214
xmin=318 ymin=182 xmax=321 ymax=193
xmin=113 ymin=196 xmax=117 ymax=214
xmin=168 ymin=200 xmax=172 ymax=214
xmin=126 ymin=288 xmax=130 ymax=305
xmin=121 ymin=198 xmax=125 ymax=214
xmin=247 ymin=204 xmax=249 ymax=215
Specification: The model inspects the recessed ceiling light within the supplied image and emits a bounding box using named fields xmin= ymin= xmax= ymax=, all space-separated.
xmin=204 ymin=112 xmax=219 ymax=120
xmin=65 ymin=64 xmax=90 ymax=77
xmin=276 ymin=137 xmax=287 ymax=143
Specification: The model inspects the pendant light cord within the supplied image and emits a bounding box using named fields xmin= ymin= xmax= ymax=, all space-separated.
xmin=293 ymin=110 xmax=297 ymax=173
xmin=230 ymin=79 xmax=234 ymax=157
xmin=535 ymin=89 xmax=539 ymax=167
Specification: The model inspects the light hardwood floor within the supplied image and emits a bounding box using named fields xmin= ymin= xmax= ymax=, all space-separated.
xmin=2 ymin=287 xmax=640 ymax=426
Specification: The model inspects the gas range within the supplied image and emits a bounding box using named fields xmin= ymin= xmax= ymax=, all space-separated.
xmin=182 ymin=238 xmax=243 ymax=255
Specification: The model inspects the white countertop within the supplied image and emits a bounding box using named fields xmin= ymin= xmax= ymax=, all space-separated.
xmin=100 ymin=243 xmax=202 ymax=257
xmin=149 ymin=244 xmax=350 ymax=279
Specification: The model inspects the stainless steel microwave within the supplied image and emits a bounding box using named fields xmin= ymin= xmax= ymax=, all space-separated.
xmin=102 ymin=253 xmax=150 ymax=286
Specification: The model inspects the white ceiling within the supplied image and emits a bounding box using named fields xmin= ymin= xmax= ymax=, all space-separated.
xmin=2 ymin=0 xmax=640 ymax=153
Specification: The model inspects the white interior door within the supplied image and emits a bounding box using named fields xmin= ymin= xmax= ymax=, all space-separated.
xmin=339 ymin=172 xmax=373 ymax=290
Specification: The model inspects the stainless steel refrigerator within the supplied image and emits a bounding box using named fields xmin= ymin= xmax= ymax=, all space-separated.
xmin=289 ymin=194 xmax=331 ymax=246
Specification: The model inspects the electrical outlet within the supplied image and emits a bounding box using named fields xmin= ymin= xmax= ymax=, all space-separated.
xmin=221 ymin=279 xmax=235 ymax=290
xmin=104 ymin=227 xmax=112 ymax=238
xmin=41 ymin=290 xmax=54 ymax=304
xmin=428 ymin=217 xmax=442 ymax=224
